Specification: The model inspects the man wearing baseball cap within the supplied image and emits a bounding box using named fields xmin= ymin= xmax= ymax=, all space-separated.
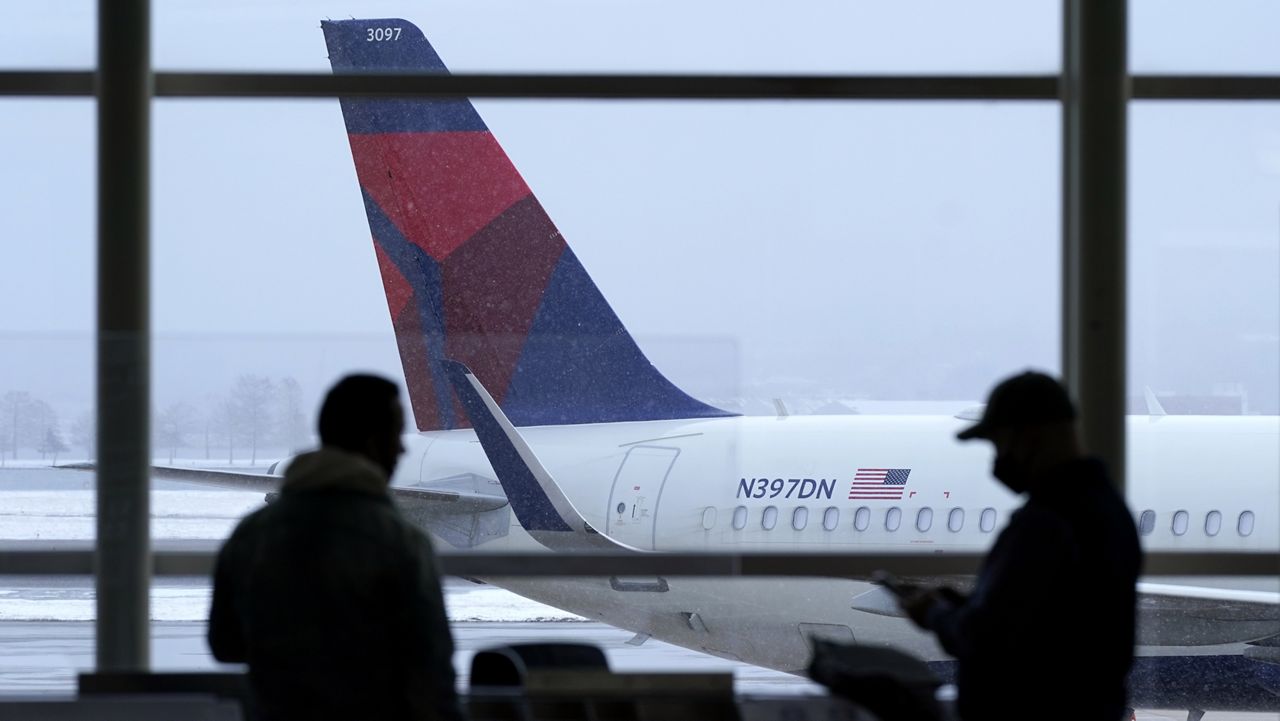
xmin=897 ymin=371 xmax=1141 ymax=721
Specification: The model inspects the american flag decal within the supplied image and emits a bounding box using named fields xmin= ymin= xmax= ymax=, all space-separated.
xmin=848 ymin=469 xmax=911 ymax=500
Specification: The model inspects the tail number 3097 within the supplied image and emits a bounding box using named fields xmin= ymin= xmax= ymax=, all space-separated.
xmin=367 ymin=27 xmax=402 ymax=42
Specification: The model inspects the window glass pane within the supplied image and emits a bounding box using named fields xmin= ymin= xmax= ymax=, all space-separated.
xmin=0 ymin=4 xmax=94 ymax=68
xmin=0 ymin=101 xmax=95 ymax=339
xmin=980 ymin=508 xmax=997 ymax=533
xmin=853 ymin=507 xmax=871 ymax=532
xmin=1171 ymin=510 xmax=1189 ymax=536
xmin=732 ymin=506 xmax=748 ymax=531
xmin=0 ymin=101 xmax=97 ymax=535
xmin=1138 ymin=510 xmax=1156 ymax=536
xmin=1129 ymin=103 xmax=1280 ymax=558
xmin=701 ymin=506 xmax=717 ymax=530
xmin=822 ymin=507 xmax=839 ymax=532
xmin=1204 ymin=510 xmax=1222 ymax=537
xmin=761 ymin=506 xmax=778 ymax=531
xmin=1131 ymin=1 xmax=1280 ymax=74
xmin=792 ymin=507 xmax=809 ymax=531
xmin=150 ymin=0 xmax=1059 ymax=74
xmin=0 ymin=100 xmax=104 ymax=693
xmin=1130 ymin=104 xmax=1280 ymax=417
xmin=885 ymin=507 xmax=902 ymax=532
xmin=948 ymin=507 xmax=965 ymax=532
xmin=1238 ymin=511 xmax=1255 ymax=537
xmin=916 ymin=507 xmax=934 ymax=532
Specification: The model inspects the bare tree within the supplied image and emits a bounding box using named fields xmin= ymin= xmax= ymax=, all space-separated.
xmin=24 ymin=399 xmax=56 ymax=455
xmin=0 ymin=399 xmax=8 ymax=465
xmin=155 ymin=401 xmax=199 ymax=464
xmin=0 ymin=392 xmax=55 ymax=461
xmin=0 ymin=391 xmax=33 ymax=461
xmin=38 ymin=427 xmax=69 ymax=464
xmin=274 ymin=376 xmax=310 ymax=453
xmin=214 ymin=397 xmax=237 ymax=465
xmin=230 ymin=375 xmax=275 ymax=465
xmin=201 ymin=393 xmax=217 ymax=460
xmin=70 ymin=411 xmax=95 ymax=461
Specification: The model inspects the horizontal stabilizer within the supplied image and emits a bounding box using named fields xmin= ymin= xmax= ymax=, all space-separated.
xmin=58 ymin=462 xmax=280 ymax=493
xmin=57 ymin=462 xmax=508 ymax=516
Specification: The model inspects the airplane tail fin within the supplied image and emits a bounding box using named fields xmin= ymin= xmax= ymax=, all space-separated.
xmin=321 ymin=18 xmax=733 ymax=431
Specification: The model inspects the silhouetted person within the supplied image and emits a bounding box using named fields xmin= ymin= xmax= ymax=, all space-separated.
xmin=897 ymin=371 xmax=1141 ymax=721
xmin=208 ymin=374 xmax=462 ymax=721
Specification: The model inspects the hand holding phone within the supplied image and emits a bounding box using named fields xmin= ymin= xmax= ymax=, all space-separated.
xmin=871 ymin=570 xmax=917 ymax=598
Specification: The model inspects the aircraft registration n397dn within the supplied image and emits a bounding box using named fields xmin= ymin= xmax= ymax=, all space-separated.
xmin=163 ymin=17 xmax=1280 ymax=714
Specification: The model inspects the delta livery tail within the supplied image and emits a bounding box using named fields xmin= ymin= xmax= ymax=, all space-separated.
xmin=321 ymin=19 xmax=732 ymax=431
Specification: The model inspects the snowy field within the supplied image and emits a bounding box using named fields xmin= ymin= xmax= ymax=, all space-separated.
xmin=0 ymin=576 xmax=584 ymax=624
xmin=0 ymin=468 xmax=583 ymax=624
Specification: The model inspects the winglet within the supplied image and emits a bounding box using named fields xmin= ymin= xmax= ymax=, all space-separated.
xmin=440 ymin=359 xmax=634 ymax=552
xmin=1143 ymin=386 xmax=1167 ymax=418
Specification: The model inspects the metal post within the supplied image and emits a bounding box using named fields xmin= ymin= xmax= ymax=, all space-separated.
xmin=97 ymin=0 xmax=151 ymax=670
xmin=1062 ymin=0 xmax=1128 ymax=491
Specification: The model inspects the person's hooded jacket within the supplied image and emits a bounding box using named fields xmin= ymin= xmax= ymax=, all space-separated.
xmin=208 ymin=448 xmax=463 ymax=721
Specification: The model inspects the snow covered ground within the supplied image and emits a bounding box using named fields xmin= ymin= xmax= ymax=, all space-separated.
xmin=0 ymin=577 xmax=585 ymax=624
xmin=0 ymin=469 xmax=583 ymax=624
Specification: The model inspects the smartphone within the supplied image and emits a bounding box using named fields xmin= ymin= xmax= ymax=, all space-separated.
xmin=871 ymin=570 xmax=915 ymax=598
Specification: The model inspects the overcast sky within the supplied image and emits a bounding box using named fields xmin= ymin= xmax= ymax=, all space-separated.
xmin=1 ymin=0 xmax=1277 ymax=423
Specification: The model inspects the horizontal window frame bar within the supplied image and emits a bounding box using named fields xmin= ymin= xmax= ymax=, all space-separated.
xmin=0 ymin=545 xmax=1274 ymax=577
xmin=3 ymin=71 xmax=1280 ymax=100
xmin=2 ymin=71 xmax=1055 ymax=99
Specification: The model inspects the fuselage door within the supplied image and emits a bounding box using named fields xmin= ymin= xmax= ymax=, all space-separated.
xmin=606 ymin=445 xmax=680 ymax=550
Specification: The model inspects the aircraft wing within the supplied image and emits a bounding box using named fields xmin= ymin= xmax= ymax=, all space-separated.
xmin=56 ymin=462 xmax=509 ymax=516
xmin=852 ymin=576 xmax=1280 ymax=646
xmin=1135 ymin=581 xmax=1280 ymax=646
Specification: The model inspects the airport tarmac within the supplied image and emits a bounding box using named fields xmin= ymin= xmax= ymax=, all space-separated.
xmin=0 ymin=577 xmax=807 ymax=695
xmin=0 ymin=468 xmax=805 ymax=697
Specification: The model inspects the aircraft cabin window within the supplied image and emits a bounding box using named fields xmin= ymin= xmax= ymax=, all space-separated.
xmin=916 ymin=507 xmax=933 ymax=532
xmin=822 ymin=507 xmax=839 ymax=531
xmin=1238 ymin=511 xmax=1255 ymax=537
xmin=947 ymin=507 xmax=964 ymax=532
xmin=1204 ymin=510 xmax=1222 ymax=537
xmin=1171 ymin=510 xmax=1189 ymax=536
xmin=792 ymin=507 xmax=809 ymax=531
xmin=702 ymin=506 xmax=717 ymax=530
xmin=979 ymin=507 xmax=997 ymax=533
xmin=732 ymin=505 xmax=748 ymax=531
xmin=1138 ymin=510 xmax=1156 ymax=536
xmin=853 ymin=506 xmax=871 ymax=532
xmin=885 ymin=507 xmax=902 ymax=532
xmin=762 ymin=506 xmax=778 ymax=531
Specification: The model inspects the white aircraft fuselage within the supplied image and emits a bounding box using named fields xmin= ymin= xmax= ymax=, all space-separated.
xmin=391 ymin=413 xmax=1279 ymax=673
